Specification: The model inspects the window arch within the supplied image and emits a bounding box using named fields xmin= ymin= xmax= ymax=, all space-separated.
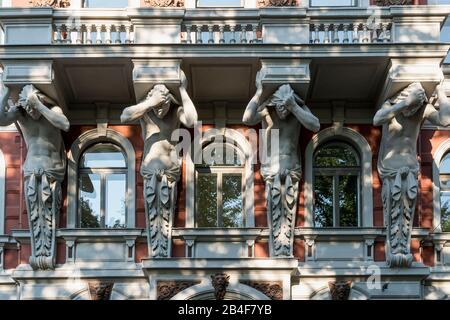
xmin=304 ymin=127 xmax=373 ymax=228
xmin=185 ymin=128 xmax=255 ymax=228
xmin=432 ymin=139 xmax=450 ymax=233
xmin=313 ymin=141 xmax=361 ymax=227
xmin=67 ymin=128 xmax=136 ymax=229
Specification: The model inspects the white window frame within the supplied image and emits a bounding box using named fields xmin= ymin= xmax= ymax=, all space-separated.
xmin=313 ymin=141 xmax=362 ymax=227
xmin=432 ymin=139 xmax=450 ymax=233
xmin=0 ymin=148 xmax=5 ymax=235
xmin=309 ymin=0 xmax=360 ymax=7
xmin=67 ymin=128 xmax=136 ymax=229
xmin=186 ymin=128 xmax=255 ymax=228
xmin=304 ymin=126 xmax=373 ymax=228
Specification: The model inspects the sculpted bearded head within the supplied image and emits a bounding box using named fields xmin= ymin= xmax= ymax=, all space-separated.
xmin=148 ymin=84 xmax=180 ymax=119
xmin=390 ymin=82 xmax=428 ymax=118
xmin=18 ymin=84 xmax=42 ymax=120
xmin=268 ymin=84 xmax=296 ymax=120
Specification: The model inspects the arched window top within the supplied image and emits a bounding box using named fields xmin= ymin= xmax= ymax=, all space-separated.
xmin=314 ymin=142 xmax=360 ymax=168
xmin=80 ymin=143 xmax=127 ymax=169
xmin=440 ymin=153 xmax=450 ymax=174
xmin=201 ymin=142 xmax=245 ymax=166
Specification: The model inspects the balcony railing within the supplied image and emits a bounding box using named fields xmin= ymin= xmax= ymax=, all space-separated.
xmin=0 ymin=6 xmax=448 ymax=46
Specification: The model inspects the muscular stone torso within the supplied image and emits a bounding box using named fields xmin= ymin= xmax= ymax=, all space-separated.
xmin=17 ymin=112 xmax=65 ymax=173
xmin=261 ymin=108 xmax=301 ymax=173
xmin=140 ymin=106 xmax=181 ymax=172
xmin=379 ymin=105 xmax=426 ymax=170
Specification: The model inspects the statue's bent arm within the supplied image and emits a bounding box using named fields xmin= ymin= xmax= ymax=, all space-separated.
xmin=373 ymin=100 xmax=408 ymax=126
xmin=177 ymin=72 xmax=198 ymax=128
xmin=37 ymin=104 xmax=70 ymax=132
xmin=290 ymin=103 xmax=320 ymax=133
xmin=425 ymin=85 xmax=450 ymax=127
xmin=0 ymin=86 xmax=22 ymax=126
xmin=120 ymin=95 xmax=162 ymax=123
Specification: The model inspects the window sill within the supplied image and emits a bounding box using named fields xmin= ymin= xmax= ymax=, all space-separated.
xmin=172 ymin=227 xmax=268 ymax=241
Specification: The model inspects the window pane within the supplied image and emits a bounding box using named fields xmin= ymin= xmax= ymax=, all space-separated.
xmin=310 ymin=0 xmax=356 ymax=6
xmin=84 ymin=0 xmax=129 ymax=7
xmin=314 ymin=143 xmax=359 ymax=167
xmin=441 ymin=192 xmax=450 ymax=232
xmin=79 ymin=173 xmax=101 ymax=228
xmin=222 ymin=174 xmax=243 ymax=228
xmin=440 ymin=153 xmax=450 ymax=174
xmin=196 ymin=173 xmax=218 ymax=227
xmin=80 ymin=143 xmax=126 ymax=168
xmin=197 ymin=0 xmax=243 ymax=7
xmin=338 ymin=175 xmax=358 ymax=227
xmin=314 ymin=175 xmax=334 ymax=227
xmin=105 ymin=174 xmax=126 ymax=228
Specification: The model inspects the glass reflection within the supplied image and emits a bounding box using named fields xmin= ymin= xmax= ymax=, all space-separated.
xmin=80 ymin=143 xmax=126 ymax=168
xmin=79 ymin=173 xmax=101 ymax=228
xmin=222 ymin=174 xmax=243 ymax=227
xmin=196 ymin=173 xmax=218 ymax=227
xmin=314 ymin=143 xmax=358 ymax=167
xmin=106 ymin=174 xmax=126 ymax=228
xmin=338 ymin=175 xmax=358 ymax=227
xmin=313 ymin=175 xmax=333 ymax=227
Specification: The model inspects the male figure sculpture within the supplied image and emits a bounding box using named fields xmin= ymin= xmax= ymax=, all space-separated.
xmin=121 ymin=70 xmax=197 ymax=258
xmin=374 ymin=82 xmax=450 ymax=267
xmin=243 ymin=71 xmax=320 ymax=257
xmin=0 ymin=84 xmax=69 ymax=270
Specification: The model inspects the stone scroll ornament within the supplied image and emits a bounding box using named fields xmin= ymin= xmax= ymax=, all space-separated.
xmin=29 ymin=0 xmax=71 ymax=7
xmin=0 ymin=84 xmax=70 ymax=270
xmin=144 ymin=0 xmax=184 ymax=7
xmin=374 ymin=82 xmax=450 ymax=267
xmin=243 ymin=73 xmax=320 ymax=257
xmin=120 ymin=71 xmax=197 ymax=258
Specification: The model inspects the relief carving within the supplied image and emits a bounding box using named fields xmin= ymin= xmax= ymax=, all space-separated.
xmin=29 ymin=0 xmax=70 ymax=7
xmin=211 ymin=273 xmax=230 ymax=300
xmin=328 ymin=280 xmax=352 ymax=300
xmin=241 ymin=281 xmax=283 ymax=300
xmin=243 ymin=72 xmax=320 ymax=257
xmin=0 ymin=84 xmax=70 ymax=270
xmin=144 ymin=0 xmax=184 ymax=7
xmin=258 ymin=0 xmax=297 ymax=7
xmin=88 ymin=282 xmax=114 ymax=300
xmin=374 ymin=83 xmax=450 ymax=267
xmin=374 ymin=0 xmax=413 ymax=5
xmin=157 ymin=281 xmax=199 ymax=300
xmin=121 ymin=71 xmax=197 ymax=258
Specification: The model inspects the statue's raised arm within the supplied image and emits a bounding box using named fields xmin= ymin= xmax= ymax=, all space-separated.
xmin=0 ymin=85 xmax=22 ymax=127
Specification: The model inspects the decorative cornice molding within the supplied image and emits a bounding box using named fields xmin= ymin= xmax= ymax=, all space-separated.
xmin=88 ymin=282 xmax=114 ymax=300
xmin=374 ymin=0 xmax=413 ymax=5
xmin=258 ymin=0 xmax=297 ymax=7
xmin=211 ymin=273 xmax=230 ymax=300
xmin=144 ymin=0 xmax=184 ymax=7
xmin=241 ymin=281 xmax=283 ymax=300
xmin=157 ymin=281 xmax=199 ymax=300
xmin=29 ymin=0 xmax=70 ymax=7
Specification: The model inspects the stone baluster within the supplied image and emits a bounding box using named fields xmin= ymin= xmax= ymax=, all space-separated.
xmin=323 ymin=24 xmax=330 ymax=44
xmin=185 ymin=25 xmax=192 ymax=44
xmin=115 ymin=25 xmax=122 ymax=44
xmin=208 ymin=25 xmax=214 ymax=44
xmin=196 ymin=25 xmax=203 ymax=44
xmin=332 ymin=24 xmax=340 ymax=43
xmin=381 ymin=23 xmax=389 ymax=43
xmin=372 ymin=23 xmax=380 ymax=43
xmin=241 ymin=25 xmax=247 ymax=44
xmin=96 ymin=24 xmax=103 ymax=44
xmin=362 ymin=24 xmax=369 ymax=43
xmin=314 ymin=24 xmax=320 ymax=44
xmin=230 ymin=25 xmax=236 ymax=44
xmin=250 ymin=24 xmax=258 ymax=43
xmin=65 ymin=24 xmax=73 ymax=44
xmin=105 ymin=25 xmax=112 ymax=44
xmin=353 ymin=23 xmax=359 ymax=43
xmin=125 ymin=24 xmax=132 ymax=44
xmin=75 ymin=24 xmax=83 ymax=44
xmin=219 ymin=25 xmax=225 ymax=44
xmin=86 ymin=24 xmax=93 ymax=44
xmin=55 ymin=24 xmax=63 ymax=44
xmin=343 ymin=24 xmax=350 ymax=43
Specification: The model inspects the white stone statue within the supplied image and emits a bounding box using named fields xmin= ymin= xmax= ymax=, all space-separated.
xmin=374 ymin=82 xmax=450 ymax=268
xmin=243 ymin=71 xmax=320 ymax=257
xmin=121 ymin=70 xmax=197 ymax=258
xmin=0 ymin=84 xmax=69 ymax=270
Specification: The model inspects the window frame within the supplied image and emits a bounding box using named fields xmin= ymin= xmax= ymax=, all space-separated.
xmin=309 ymin=0 xmax=359 ymax=7
xmin=312 ymin=142 xmax=361 ymax=227
xmin=82 ymin=0 xmax=130 ymax=8
xmin=77 ymin=144 xmax=128 ymax=229
xmin=196 ymin=0 xmax=244 ymax=8
xmin=438 ymin=153 xmax=450 ymax=233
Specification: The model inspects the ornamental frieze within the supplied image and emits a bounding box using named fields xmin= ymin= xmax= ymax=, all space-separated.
xmin=29 ymin=0 xmax=70 ymax=7
xmin=144 ymin=0 xmax=184 ymax=7
xmin=241 ymin=281 xmax=283 ymax=300
xmin=374 ymin=0 xmax=413 ymax=5
xmin=258 ymin=0 xmax=297 ymax=7
xmin=157 ymin=281 xmax=200 ymax=300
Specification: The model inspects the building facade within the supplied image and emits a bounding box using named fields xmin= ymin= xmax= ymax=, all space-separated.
xmin=0 ymin=0 xmax=449 ymax=300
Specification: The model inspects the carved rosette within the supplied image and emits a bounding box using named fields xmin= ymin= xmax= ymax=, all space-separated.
xmin=374 ymin=0 xmax=413 ymax=5
xmin=241 ymin=281 xmax=283 ymax=300
xmin=258 ymin=0 xmax=297 ymax=7
xmin=88 ymin=282 xmax=114 ymax=300
xmin=211 ymin=273 xmax=230 ymax=300
xmin=144 ymin=0 xmax=184 ymax=7
xmin=157 ymin=281 xmax=199 ymax=300
xmin=328 ymin=281 xmax=352 ymax=300
xmin=29 ymin=0 xmax=71 ymax=7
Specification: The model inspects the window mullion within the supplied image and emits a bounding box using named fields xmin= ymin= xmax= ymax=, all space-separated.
xmin=334 ymin=175 xmax=340 ymax=227
xmin=217 ymin=172 xmax=223 ymax=227
xmin=101 ymin=173 xmax=106 ymax=228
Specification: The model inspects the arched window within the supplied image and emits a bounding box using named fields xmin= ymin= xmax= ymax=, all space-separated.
xmin=313 ymin=141 xmax=361 ymax=227
xmin=78 ymin=143 xmax=127 ymax=228
xmin=195 ymin=141 xmax=245 ymax=228
xmin=439 ymin=152 xmax=450 ymax=232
